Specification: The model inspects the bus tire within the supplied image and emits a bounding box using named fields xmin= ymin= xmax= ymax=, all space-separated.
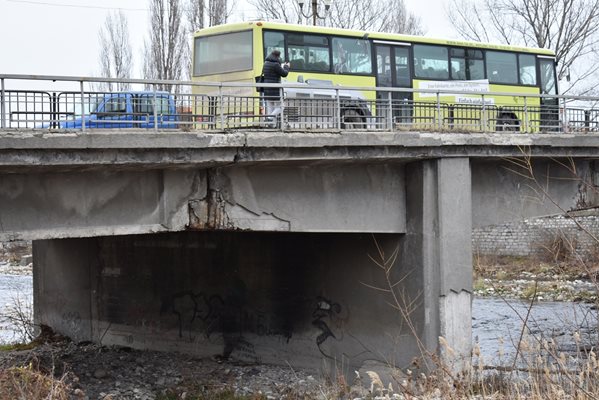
xmin=497 ymin=113 xmax=520 ymax=132
xmin=341 ymin=108 xmax=366 ymax=129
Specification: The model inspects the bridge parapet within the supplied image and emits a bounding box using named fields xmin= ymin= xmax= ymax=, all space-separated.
xmin=2 ymin=74 xmax=599 ymax=134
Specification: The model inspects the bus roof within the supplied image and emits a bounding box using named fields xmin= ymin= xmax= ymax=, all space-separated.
xmin=194 ymin=21 xmax=556 ymax=56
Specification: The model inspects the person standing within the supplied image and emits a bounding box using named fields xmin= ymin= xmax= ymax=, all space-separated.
xmin=261 ymin=49 xmax=290 ymax=126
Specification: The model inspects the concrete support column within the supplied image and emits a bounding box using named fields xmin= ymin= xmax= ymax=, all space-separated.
xmin=403 ymin=158 xmax=472 ymax=365
xmin=33 ymin=238 xmax=97 ymax=342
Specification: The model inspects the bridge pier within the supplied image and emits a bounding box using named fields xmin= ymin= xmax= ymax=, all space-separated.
xmin=32 ymin=158 xmax=473 ymax=373
xmin=402 ymin=158 xmax=472 ymax=363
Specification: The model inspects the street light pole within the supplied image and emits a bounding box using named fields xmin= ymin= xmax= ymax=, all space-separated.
xmin=297 ymin=0 xmax=331 ymax=25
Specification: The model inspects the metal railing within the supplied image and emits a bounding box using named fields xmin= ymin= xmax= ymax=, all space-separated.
xmin=1 ymin=74 xmax=598 ymax=134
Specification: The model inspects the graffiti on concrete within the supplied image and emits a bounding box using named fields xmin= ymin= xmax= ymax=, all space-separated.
xmin=312 ymin=296 xmax=344 ymax=357
xmin=161 ymin=279 xmax=293 ymax=362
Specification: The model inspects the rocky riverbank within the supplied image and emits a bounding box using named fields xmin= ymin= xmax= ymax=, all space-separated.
xmin=0 ymin=335 xmax=341 ymax=400
xmin=474 ymin=255 xmax=599 ymax=303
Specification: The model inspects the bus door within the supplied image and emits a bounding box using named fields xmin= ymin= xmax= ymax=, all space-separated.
xmin=538 ymin=57 xmax=559 ymax=131
xmin=375 ymin=43 xmax=412 ymax=128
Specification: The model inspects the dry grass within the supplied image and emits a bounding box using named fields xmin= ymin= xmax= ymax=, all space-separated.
xmin=0 ymin=363 xmax=70 ymax=400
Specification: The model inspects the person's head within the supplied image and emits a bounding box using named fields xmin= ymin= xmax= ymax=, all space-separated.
xmin=271 ymin=49 xmax=281 ymax=60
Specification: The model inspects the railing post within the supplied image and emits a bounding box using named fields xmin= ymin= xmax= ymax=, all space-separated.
xmin=80 ymin=80 xmax=86 ymax=132
xmin=387 ymin=91 xmax=393 ymax=131
xmin=1 ymin=78 xmax=5 ymax=129
xmin=562 ymin=97 xmax=568 ymax=134
xmin=153 ymin=84 xmax=158 ymax=132
xmin=219 ymin=85 xmax=224 ymax=130
xmin=523 ymin=96 xmax=528 ymax=133
xmin=336 ymin=88 xmax=341 ymax=130
xmin=481 ymin=94 xmax=487 ymax=132
xmin=436 ymin=92 xmax=442 ymax=130
xmin=280 ymin=87 xmax=285 ymax=132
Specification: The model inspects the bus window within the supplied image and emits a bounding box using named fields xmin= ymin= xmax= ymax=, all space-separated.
xmin=486 ymin=51 xmax=518 ymax=84
xmin=450 ymin=48 xmax=466 ymax=80
xmin=376 ymin=46 xmax=392 ymax=86
xmin=414 ymin=44 xmax=449 ymax=80
xmin=539 ymin=58 xmax=557 ymax=95
xmin=395 ymin=48 xmax=411 ymax=87
xmin=519 ymin=54 xmax=537 ymax=85
xmin=193 ymin=31 xmax=253 ymax=76
xmin=264 ymin=31 xmax=285 ymax=62
xmin=288 ymin=33 xmax=330 ymax=71
xmin=332 ymin=37 xmax=372 ymax=74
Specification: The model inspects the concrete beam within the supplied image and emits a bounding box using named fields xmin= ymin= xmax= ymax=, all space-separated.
xmin=471 ymin=159 xmax=596 ymax=227
xmin=189 ymin=164 xmax=406 ymax=233
xmin=0 ymin=169 xmax=206 ymax=241
xmin=0 ymin=163 xmax=406 ymax=240
xmin=3 ymin=131 xmax=599 ymax=172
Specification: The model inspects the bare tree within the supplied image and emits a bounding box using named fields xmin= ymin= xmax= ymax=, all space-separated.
xmin=208 ymin=0 xmax=232 ymax=26
xmin=249 ymin=0 xmax=303 ymax=24
xmin=98 ymin=11 xmax=133 ymax=91
xmin=328 ymin=0 xmax=423 ymax=34
xmin=448 ymin=0 xmax=599 ymax=94
xmin=187 ymin=0 xmax=232 ymax=32
xmin=143 ymin=0 xmax=188 ymax=91
xmin=249 ymin=0 xmax=423 ymax=34
xmin=187 ymin=0 xmax=206 ymax=31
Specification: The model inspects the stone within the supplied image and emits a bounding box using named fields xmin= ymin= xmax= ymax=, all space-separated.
xmin=94 ymin=369 xmax=108 ymax=379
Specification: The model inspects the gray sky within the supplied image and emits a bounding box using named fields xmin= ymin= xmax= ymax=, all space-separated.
xmin=0 ymin=0 xmax=455 ymax=78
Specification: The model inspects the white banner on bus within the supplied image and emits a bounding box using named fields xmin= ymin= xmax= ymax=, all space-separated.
xmin=417 ymin=80 xmax=490 ymax=98
xmin=456 ymin=96 xmax=495 ymax=105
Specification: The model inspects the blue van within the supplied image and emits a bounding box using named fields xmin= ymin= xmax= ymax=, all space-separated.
xmin=59 ymin=91 xmax=178 ymax=129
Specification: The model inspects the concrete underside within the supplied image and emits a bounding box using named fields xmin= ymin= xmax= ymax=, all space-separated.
xmin=34 ymin=232 xmax=419 ymax=372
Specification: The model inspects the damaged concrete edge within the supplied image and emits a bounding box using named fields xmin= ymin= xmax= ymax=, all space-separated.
xmin=0 ymin=223 xmax=172 ymax=242
xmin=187 ymin=194 xmax=292 ymax=232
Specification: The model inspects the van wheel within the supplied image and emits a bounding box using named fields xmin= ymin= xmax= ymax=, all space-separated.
xmin=341 ymin=109 xmax=366 ymax=129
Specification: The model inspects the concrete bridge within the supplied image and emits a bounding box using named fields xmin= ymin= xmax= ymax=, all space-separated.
xmin=1 ymin=128 xmax=598 ymax=374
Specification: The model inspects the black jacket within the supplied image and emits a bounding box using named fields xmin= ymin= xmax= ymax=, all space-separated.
xmin=261 ymin=53 xmax=289 ymax=98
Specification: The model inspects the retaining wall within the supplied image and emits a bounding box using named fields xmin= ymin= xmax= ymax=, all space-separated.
xmin=472 ymin=210 xmax=599 ymax=258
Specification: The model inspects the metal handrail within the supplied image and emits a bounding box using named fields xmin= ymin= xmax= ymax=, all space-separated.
xmin=0 ymin=73 xmax=596 ymax=134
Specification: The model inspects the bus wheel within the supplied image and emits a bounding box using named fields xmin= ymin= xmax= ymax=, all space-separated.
xmin=497 ymin=113 xmax=520 ymax=132
xmin=341 ymin=109 xmax=366 ymax=129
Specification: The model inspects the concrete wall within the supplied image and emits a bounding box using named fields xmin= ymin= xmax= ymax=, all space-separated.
xmin=34 ymin=232 xmax=420 ymax=373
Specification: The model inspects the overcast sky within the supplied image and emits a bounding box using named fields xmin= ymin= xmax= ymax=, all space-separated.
xmin=0 ymin=0 xmax=456 ymax=78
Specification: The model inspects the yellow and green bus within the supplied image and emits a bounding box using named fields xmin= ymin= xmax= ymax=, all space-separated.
xmin=191 ymin=21 xmax=558 ymax=131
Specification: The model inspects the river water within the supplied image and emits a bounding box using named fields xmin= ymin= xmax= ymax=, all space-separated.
xmin=0 ymin=272 xmax=596 ymax=363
